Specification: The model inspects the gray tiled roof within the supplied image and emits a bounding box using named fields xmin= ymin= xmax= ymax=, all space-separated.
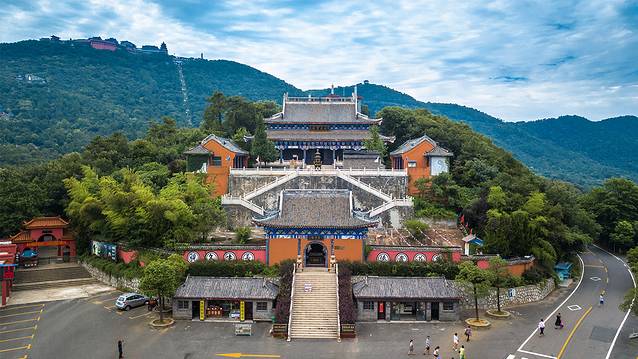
xmin=352 ymin=276 xmax=461 ymax=300
xmin=266 ymin=102 xmax=381 ymax=124
xmin=255 ymin=189 xmax=377 ymax=229
xmin=389 ymin=135 xmax=437 ymax=156
xmin=174 ymin=276 xmax=278 ymax=300
xmin=425 ymin=146 xmax=454 ymax=157
xmin=199 ymin=133 xmax=249 ymax=155
xmin=183 ymin=144 xmax=210 ymax=155
xmin=267 ymin=130 xmax=393 ymax=142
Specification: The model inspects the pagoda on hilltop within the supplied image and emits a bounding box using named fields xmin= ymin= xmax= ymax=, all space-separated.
xmin=264 ymin=86 xmax=394 ymax=166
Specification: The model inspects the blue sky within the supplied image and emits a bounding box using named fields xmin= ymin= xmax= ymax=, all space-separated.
xmin=1 ymin=0 xmax=637 ymax=121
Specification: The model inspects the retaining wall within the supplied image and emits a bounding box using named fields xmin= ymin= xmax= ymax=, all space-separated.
xmin=81 ymin=261 xmax=140 ymax=292
xmin=460 ymin=278 xmax=555 ymax=310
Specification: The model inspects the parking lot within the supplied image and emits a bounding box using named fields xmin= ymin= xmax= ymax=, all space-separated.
xmin=0 ymin=303 xmax=44 ymax=358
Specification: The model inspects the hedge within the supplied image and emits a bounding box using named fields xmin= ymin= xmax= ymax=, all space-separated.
xmin=340 ymin=260 xmax=459 ymax=279
xmin=274 ymin=260 xmax=295 ymax=324
xmin=188 ymin=261 xmax=272 ymax=277
xmin=338 ymin=265 xmax=355 ymax=324
xmin=80 ymin=254 xmax=143 ymax=280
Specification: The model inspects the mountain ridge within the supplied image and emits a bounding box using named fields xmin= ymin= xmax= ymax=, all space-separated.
xmin=0 ymin=39 xmax=635 ymax=187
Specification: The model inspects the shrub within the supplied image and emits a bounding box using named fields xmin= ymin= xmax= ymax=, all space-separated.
xmin=522 ymin=266 xmax=546 ymax=284
xmin=235 ymin=227 xmax=252 ymax=244
xmin=404 ymin=219 xmax=429 ymax=240
xmin=80 ymin=254 xmax=143 ymax=280
xmin=274 ymin=260 xmax=295 ymax=324
xmin=338 ymin=265 xmax=355 ymax=324
xmin=340 ymin=260 xmax=459 ymax=279
xmin=187 ymin=260 xmax=267 ymax=277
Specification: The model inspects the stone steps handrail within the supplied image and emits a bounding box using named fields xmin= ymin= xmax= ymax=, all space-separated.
xmin=369 ymin=198 xmax=413 ymax=217
xmin=221 ymin=195 xmax=265 ymax=216
xmin=287 ymin=263 xmax=297 ymax=342
xmin=243 ymin=172 xmax=299 ymax=201
xmin=336 ymin=170 xmax=393 ymax=202
xmin=230 ymin=167 xmax=407 ymax=177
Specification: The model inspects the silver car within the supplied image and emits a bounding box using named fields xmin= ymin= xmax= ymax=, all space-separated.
xmin=115 ymin=293 xmax=149 ymax=311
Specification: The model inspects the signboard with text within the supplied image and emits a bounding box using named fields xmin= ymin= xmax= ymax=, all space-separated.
xmin=91 ymin=241 xmax=117 ymax=261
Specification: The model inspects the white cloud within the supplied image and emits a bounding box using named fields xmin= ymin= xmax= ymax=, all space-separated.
xmin=1 ymin=0 xmax=636 ymax=121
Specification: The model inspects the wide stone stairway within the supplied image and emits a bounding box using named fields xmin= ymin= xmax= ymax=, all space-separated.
xmin=13 ymin=263 xmax=97 ymax=291
xmin=289 ymin=268 xmax=339 ymax=340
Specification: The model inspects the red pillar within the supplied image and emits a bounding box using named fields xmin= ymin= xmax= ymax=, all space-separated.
xmin=2 ymin=281 xmax=7 ymax=306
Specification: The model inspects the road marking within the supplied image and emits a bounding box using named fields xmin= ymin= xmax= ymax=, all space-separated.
xmin=0 ymin=335 xmax=33 ymax=343
xmin=0 ymin=326 xmax=36 ymax=334
xmin=0 ymin=344 xmax=30 ymax=353
xmin=593 ymin=244 xmax=637 ymax=359
xmin=517 ymin=349 xmax=556 ymax=358
xmin=506 ymin=355 xmax=515 ymax=359
xmin=556 ymin=306 xmax=592 ymax=359
xmin=0 ymin=304 xmax=44 ymax=312
xmin=128 ymin=312 xmax=153 ymax=319
xmin=216 ymin=354 xmax=281 ymax=358
xmin=0 ymin=318 xmax=38 ymax=326
xmin=0 ymin=310 xmax=42 ymax=319
xmin=585 ymin=265 xmax=606 ymax=268
xmin=590 ymin=276 xmax=601 ymax=281
xmin=566 ymin=304 xmax=581 ymax=311
xmin=517 ymin=254 xmax=584 ymax=352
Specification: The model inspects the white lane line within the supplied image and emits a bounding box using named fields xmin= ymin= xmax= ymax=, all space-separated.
xmin=506 ymin=355 xmax=516 ymax=359
xmin=593 ymin=244 xmax=637 ymax=359
xmin=517 ymin=254 xmax=585 ymax=352
xmin=518 ymin=349 xmax=557 ymax=358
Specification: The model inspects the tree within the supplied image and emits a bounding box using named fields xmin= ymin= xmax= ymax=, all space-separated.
xmin=619 ymin=288 xmax=638 ymax=316
xmin=251 ymin=120 xmax=278 ymax=165
xmin=611 ymin=221 xmax=635 ymax=252
xmin=363 ymin=125 xmax=387 ymax=160
xmin=456 ymin=261 xmax=494 ymax=321
xmin=235 ymin=227 xmax=252 ymax=244
xmin=201 ymin=91 xmax=226 ymax=133
xmin=487 ymin=257 xmax=509 ymax=313
xmin=487 ymin=186 xmax=507 ymax=212
xmin=232 ymin=127 xmax=251 ymax=152
xmin=139 ymin=256 xmax=186 ymax=323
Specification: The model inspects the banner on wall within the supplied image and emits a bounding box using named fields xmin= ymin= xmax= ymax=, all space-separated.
xmin=91 ymin=241 xmax=117 ymax=261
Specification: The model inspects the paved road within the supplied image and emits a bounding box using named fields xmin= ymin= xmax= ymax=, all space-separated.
xmin=509 ymin=245 xmax=636 ymax=359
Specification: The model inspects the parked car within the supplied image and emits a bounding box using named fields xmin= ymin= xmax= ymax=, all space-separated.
xmin=115 ymin=293 xmax=149 ymax=311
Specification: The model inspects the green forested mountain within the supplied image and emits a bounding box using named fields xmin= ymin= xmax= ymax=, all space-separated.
xmin=1 ymin=39 xmax=636 ymax=188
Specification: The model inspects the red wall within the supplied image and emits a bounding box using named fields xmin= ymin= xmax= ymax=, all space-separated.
xmin=118 ymin=249 xmax=138 ymax=264
xmin=182 ymin=249 xmax=267 ymax=264
xmin=367 ymin=248 xmax=462 ymax=263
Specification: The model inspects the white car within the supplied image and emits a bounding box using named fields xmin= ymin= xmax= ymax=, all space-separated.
xmin=115 ymin=293 xmax=149 ymax=311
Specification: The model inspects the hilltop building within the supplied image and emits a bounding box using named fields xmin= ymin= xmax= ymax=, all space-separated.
xmin=264 ymin=88 xmax=394 ymax=166
xmin=390 ymin=135 xmax=453 ymax=194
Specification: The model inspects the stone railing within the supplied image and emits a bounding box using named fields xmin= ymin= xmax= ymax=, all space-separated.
xmin=81 ymin=261 xmax=140 ymax=292
xmin=230 ymin=167 xmax=407 ymax=177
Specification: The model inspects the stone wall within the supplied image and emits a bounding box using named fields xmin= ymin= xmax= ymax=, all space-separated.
xmin=81 ymin=261 xmax=140 ymax=292
xmin=460 ymin=278 xmax=555 ymax=310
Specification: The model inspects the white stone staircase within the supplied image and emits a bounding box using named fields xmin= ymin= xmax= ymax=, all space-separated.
xmin=336 ymin=170 xmax=393 ymax=202
xmin=220 ymin=195 xmax=266 ymax=216
xmin=289 ymin=268 xmax=339 ymax=340
xmin=244 ymin=172 xmax=299 ymax=201
xmin=369 ymin=198 xmax=413 ymax=217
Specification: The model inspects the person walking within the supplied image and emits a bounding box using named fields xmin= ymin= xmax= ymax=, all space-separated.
xmin=464 ymin=325 xmax=472 ymax=342
xmin=117 ymin=339 xmax=123 ymax=359
xmin=453 ymin=333 xmax=459 ymax=352
xmin=424 ymin=335 xmax=431 ymax=355
xmin=538 ymin=319 xmax=545 ymax=336
xmin=599 ymin=293 xmax=605 ymax=306
xmin=409 ymin=339 xmax=415 ymax=355
xmin=432 ymin=346 xmax=441 ymax=359
xmin=459 ymin=345 xmax=466 ymax=359
xmin=554 ymin=313 xmax=564 ymax=329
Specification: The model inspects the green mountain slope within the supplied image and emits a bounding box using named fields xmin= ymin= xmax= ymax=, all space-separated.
xmin=0 ymin=39 xmax=635 ymax=188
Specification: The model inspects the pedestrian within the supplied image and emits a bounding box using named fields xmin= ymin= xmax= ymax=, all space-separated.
xmin=459 ymin=345 xmax=466 ymax=359
xmin=554 ymin=313 xmax=563 ymax=329
xmin=599 ymin=293 xmax=604 ymax=306
xmin=538 ymin=319 xmax=545 ymax=336
xmin=117 ymin=339 xmax=123 ymax=359
xmin=464 ymin=325 xmax=472 ymax=342
xmin=409 ymin=339 xmax=415 ymax=355
xmin=453 ymin=332 xmax=459 ymax=352
xmin=433 ymin=346 xmax=441 ymax=359
xmin=424 ymin=335 xmax=431 ymax=355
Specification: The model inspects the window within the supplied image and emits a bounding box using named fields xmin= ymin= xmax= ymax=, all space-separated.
xmin=310 ymin=124 xmax=329 ymax=131
xmin=256 ymin=302 xmax=268 ymax=311
xmin=211 ymin=156 xmax=222 ymax=166
xmin=443 ymin=302 xmax=454 ymax=311
xmin=178 ymin=300 xmax=189 ymax=310
xmin=363 ymin=301 xmax=374 ymax=310
xmin=407 ymin=161 xmax=417 ymax=168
